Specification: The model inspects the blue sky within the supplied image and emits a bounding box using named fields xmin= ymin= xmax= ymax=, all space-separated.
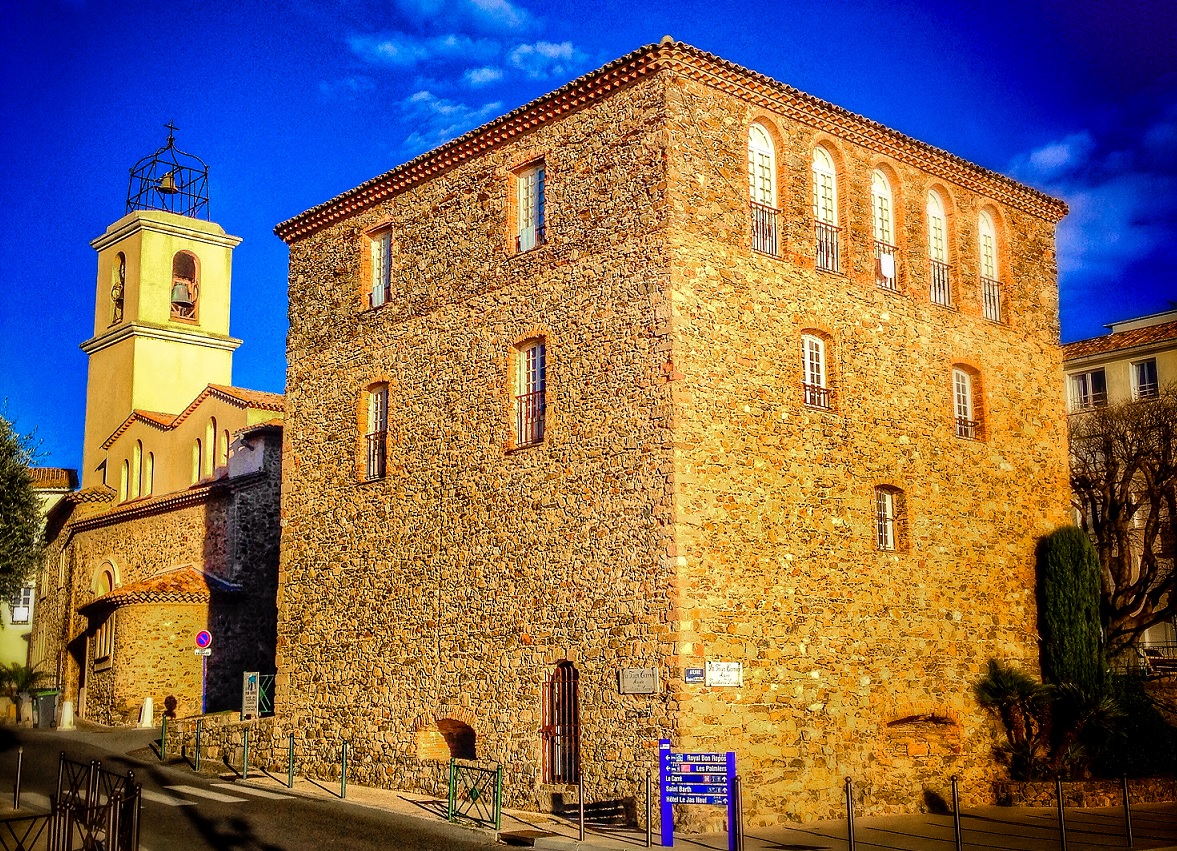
xmin=1 ymin=0 xmax=1175 ymax=470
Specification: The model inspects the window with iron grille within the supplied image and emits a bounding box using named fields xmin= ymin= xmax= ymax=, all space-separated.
xmin=812 ymin=147 xmax=839 ymax=272
xmin=9 ymin=586 xmax=32 ymax=625
xmin=953 ymin=367 xmax=980 ymax=439
xmin=516 ymin=163 xmax=546 ymax=253
xmin=927 ymin=191 xmax=951 ymax=307
xmin=875 ymin=488 xmax=899 ymax=551
xmin=871 ymin=171 xmax=897 ymax=290
xmin=801 ymin=334 xmax=830 ymax=409
xmin=370 ymin=229 xmax=392 ymax=308
xmin=515 ymin=340 xmax=546 ymax=447
xmin=748 ymin=124 xmax=778 ymax=256
xmin=542 ymin=662 xmax=580 ymax=784
xmin=1133 ymin=358 xmax=1159 ymax=401
xmin=1068 ymin=369 xmax=1107 ymax=411
xmin=366 ymin=384 xmax=389 ymax=480
xmin=979 ymin=212 xmax=1002 ymax=322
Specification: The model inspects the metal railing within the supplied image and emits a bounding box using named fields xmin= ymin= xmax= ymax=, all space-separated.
xmin=364 ymin=431 xmax=387 ymax=480
xmin=515 ymin=223 xmax=547 ymax=254
xmin=1135 ymin=381 xmax=1160 ymax=400
xmin=930 ymin=260 xmax=952 ymax=307
xmin=814 ymin=221 xmax=840 ymax=273
xmin=750 ymin=202 xmax=779 ymax=256
xmin=981 ymin=276 xmax=1003 ymax=322
xmin=369 ymin=283 xmax=392 ymax=309
xmin=874 ymin=240 xmax=898 ymax=290
xmin=447 ymin=759 xmax=502 ymax=830
xmin=956 ymin=416 xmax=979 ymax=440
xmin=803 ymin=383 xmax=831 ymax=409
xmin=515 ymin=391 xmax=545 ymax=447
xmin=1070 ymin=391 xmax=1108 ymax=412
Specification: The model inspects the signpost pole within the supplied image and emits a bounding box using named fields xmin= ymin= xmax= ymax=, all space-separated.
xmin=659 ymin=739 xmax=673 ymax=848
xmin=725 ymin=753 xmax=737 ymax=851
xmin=201 ymin=653 xmax=207 ymax=715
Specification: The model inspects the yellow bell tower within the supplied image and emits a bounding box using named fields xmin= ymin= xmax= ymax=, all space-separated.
xmin=80 ymin=128 xmax=242 ymax=487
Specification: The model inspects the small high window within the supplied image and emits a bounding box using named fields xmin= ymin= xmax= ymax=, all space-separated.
xmin=1068 ymin=369 xmax=1107 ymax=412
xmin=132 ymin=440 xmax=143 ymax=499
xmin=515 ymin=340 xmax=546 ymax=446
xmin=927 ymin=191 xmax=951 ymax=307
xmin=145 ymin=452 xmax=154 ymax=496
xmin=365 ymin=384 xmax=389 ymax=480
xmin=953 ymin=367 xmax=981 ymax=439
xmin=110 ymin=252 xmax=126 ymax=325
xmin=812 ymin=147 xmax=840 ymax=272
xmin=801 ymin=333 xmax=830 ymax=409
xmin=748 ymin=124 xmax=778 ymax=255
xmin=874 ymin=487 xmax=904 ymax=551
xmin=979 ymin=212 xmax=1002 ymax=322
xmin=170 ymin=251 xmax=199 ymax=321
xmin=515 ymin=162 xmax=546 ymax=253
xmin=1133 ymin=358 xmax=1159 ymax=401
xmin=192 ymin=438 xmax=203 ymax=484
xmin=10 ymin=586 xmax=33 ymax=625
xmin=872 ymin=171 xmax=897 ymax=290
xmin=119 ymin=459 xmax=129 ymax=502
xmin=369 ymin=229 xmax=392 ymax=308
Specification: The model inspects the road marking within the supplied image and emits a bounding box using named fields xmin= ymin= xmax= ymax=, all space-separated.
xmin=141 ymin=789 xmax=196 ymax=807
xmin=212 ymin=783 xmax=292 ymax=800
xmin=164 ymin=784 xmax=248 ymax=803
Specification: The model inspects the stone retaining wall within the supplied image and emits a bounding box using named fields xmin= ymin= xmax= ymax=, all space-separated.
xmin=994 ymin=778 xmax=1177 ymax=807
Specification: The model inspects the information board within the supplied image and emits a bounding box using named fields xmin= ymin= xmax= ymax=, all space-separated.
xmin=241 ymin=671 xmax=260 ymax=719
xmin=659 ymin=739 xmax=737 ymax=850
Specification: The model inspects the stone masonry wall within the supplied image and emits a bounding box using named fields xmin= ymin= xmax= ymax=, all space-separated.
xmin=661 ymin=75 xmax=1071 ymax=824
xmin=278 ymin=72 xmax=677 ymax=811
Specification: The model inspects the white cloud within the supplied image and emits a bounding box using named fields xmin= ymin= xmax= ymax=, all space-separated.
xmin=1023 ymin=132 xmax=1096 ymax=183
xmin=395 ymin=0 xmax=532 ymax=32
xmin=462 ymin=66 xmax=504 ymax=86
xmin=506 ymin=40 xmax=585 ymax=79
xmin=319 ymin=75 xmax=377 ymax=100
xmin=348 ymin=32 xmax=500 ymax=68
xmin=400 ymin=90 xmax=503 ymax=152
xmin=467 ymin=0 xmax=531 ymax=30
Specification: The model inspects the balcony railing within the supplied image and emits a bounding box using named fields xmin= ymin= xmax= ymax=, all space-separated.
xmin=929 ymin=260 xmax=952 ymax=307
xmin=750 ymin=202 xmax=779 ymax=256
xmin=365 ymin=430 xmax=387 ymax=480
xmin=1070 ymin=391 xmax=1108 ymax=412
xmin=981 ymin=277 xmax=1003 ymax=322
xmin=1135 ymin=382 xmax=1160 ymax=400
xmin=874 ymin=240 xmax=898 ymax=290
xmin=814 ymin=221 xmax=841 ymax=273
xmin=955 ymin=417 xmax=979 ymax=440
xmin=515 ymin=223 xmax=547 ymax=254
xmin=803 ymin=383 xmax=831 ymax=409
xmin=369 ymin=282 xmax=392 ymax=309
xmin=516 ymin=391 xmax=546 ymax=446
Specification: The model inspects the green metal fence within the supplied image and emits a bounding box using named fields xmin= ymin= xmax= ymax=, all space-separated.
xmin=446 ymin=759 xmax=502 ymax=831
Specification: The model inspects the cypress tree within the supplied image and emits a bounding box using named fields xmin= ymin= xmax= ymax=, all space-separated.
xmin=1036 ymin=526 xmax=1104 ymax=691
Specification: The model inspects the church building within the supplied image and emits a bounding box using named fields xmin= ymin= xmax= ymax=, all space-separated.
xmin=31 ymin=132 xmax=283 ymax=726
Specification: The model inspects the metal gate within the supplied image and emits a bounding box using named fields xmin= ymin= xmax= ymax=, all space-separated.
xmin=446 ymin=760 xmax=502 ymax=830
xmin=541 ymin=662 xmax=580 ymax=784
xmin=259 ymin=674 xmax=276 ymax=716
xmin=54 ymin=754 xmax=142 ymax=851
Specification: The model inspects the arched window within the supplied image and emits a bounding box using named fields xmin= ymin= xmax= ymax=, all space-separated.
xmin=365 ymin=384 xmax=389 ymax=481
xmin=748 ymin=124 xmax=778 ymax=255
xmin=110 ymin=252 xmax=126 ymax=325
xmin=952 ymin=366 xmax=982 ymax=439
xmin=542 ymin=662 xmax=580 ymax=784
xmin=132 ymin=440 xmax=143 ymax=499
xmin=119 ymin=459 xmax=129 ymax=502
xmin=170 ymin=251 xmax=199 ymax=320
xmin=145 ymin=452 xmax=154 ymax=496
xmin=221 ymin=429 xmax=231 ymax=468
xmin=801 ymin=333 xmax=831 ymax=409
xmin=979 ymin=211 xmax=1002 ymax=322
xmin=206 ymin=418 xmax=217 ymax=476
xmin=812 ymin=146 xmax=839 ymax=272
xmin=515 ymin=339 xmax=546 ymax=447
xmin=871 ymin=171 xmax=897 ymax=290
xmin=927 ymin=191 xmax=950 ymax=306
xmin=192 ymin=438 xmax=203 ymax=484
xmin=874 ymin=486 xmax=905 ymax=551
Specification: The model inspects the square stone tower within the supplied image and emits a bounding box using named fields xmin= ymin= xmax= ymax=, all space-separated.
xmin=274 ymin=40 xmax=1070 ymax=825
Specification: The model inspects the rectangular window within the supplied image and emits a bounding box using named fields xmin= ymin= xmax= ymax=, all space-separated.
xmin=95 ymin=613 xmax=116 ymax=662
xmin=365 ymin=385 xmax=389 ymax=480
xmin=1068 ymin=369 xmax=1108 ymax=411
xmin=516 ymin=164 xmax=545 ymax=253
xmin=802 ymin=335 xmax=830 ymax=408
xmin=370 ymin=230 xmax=392 ymax=308
xmin=1133 ymin=358 xmax=1159 ymax=400
xmin=9 ymin=587 xmax=32 ymax=625
xmin=954 ymin=369 xmax=977 ymax=439
xmin=515 ymin=341 xmax=546 ymax=446
xmin=875 ymin=490 xmax=896 ymax=551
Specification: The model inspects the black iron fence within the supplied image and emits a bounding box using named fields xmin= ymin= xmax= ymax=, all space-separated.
xmin=750 ymin=202 xmax=779 ymax=256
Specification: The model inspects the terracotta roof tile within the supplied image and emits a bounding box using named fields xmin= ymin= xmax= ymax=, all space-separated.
xmin=81 ymin=565 xmax=240 ymax=612
xmin=206 ymin=385 xmax=285 ymax=411
xmin=102 ymin=385 xmax=284 ymax=448
xmin=30 ymin=468 xmax=78 ymax=489
xmin=1062 ymin=320 xmax=1177 ymax=361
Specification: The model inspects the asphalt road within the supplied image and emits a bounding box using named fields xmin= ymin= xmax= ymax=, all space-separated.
xmin=0 ymin=725 xmax=500 ymax=851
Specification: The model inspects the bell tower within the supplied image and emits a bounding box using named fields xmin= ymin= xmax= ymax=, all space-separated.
xmin=80 ymin=127 xmax=242 ymax=487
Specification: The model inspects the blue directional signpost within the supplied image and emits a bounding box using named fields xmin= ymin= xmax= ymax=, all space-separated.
xmin=659 ymin=739 xmax=738 ymax=850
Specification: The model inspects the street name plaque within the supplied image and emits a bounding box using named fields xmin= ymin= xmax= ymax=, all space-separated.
xmin=618 ymin=667 xmax=659 ymax=694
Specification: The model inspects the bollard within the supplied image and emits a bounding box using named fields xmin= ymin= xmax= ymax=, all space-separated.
xmin=495 ymin=764 xmax=503 ymax=832
xmin=951 ymin=775 xmax=963 ymax=851
xmin=161 ymin=716 xmax=168 ymax=761
xmin=845 ymin=777 xmax=856 ymax=851
xmin=195 ymin=719 xmax=203 ymax=773
xmin=1055 ymin=776 xmax=1068 ymax=851
xmin=242 ymin=727 xmax=250 ymax=780
xmin=1122 ymin=775 xmax=1133 ymax=849
xmin=578 ymin=773 xmax=585 ymax=842
xmin=645 ymin=770 xmax=652 ymax=849
xmin=287 ymin=734 xmax=295 ymax=788
xmin=13 ymin=747 xmax=22 ymax=810
xmin=733 ymin=775 xmax=745 ymax=851
xmin=341 ymin=741 xmax=348 ymax=799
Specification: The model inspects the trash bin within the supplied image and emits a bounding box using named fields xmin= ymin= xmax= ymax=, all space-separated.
xmin=33 ymin=689 xmax=58 ymax=728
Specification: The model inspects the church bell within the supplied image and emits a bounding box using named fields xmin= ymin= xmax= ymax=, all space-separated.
xmin=158 ymin=171 xmax=179 ymax=194
xmin=171 ymin=281 xmax=193 ymax=305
